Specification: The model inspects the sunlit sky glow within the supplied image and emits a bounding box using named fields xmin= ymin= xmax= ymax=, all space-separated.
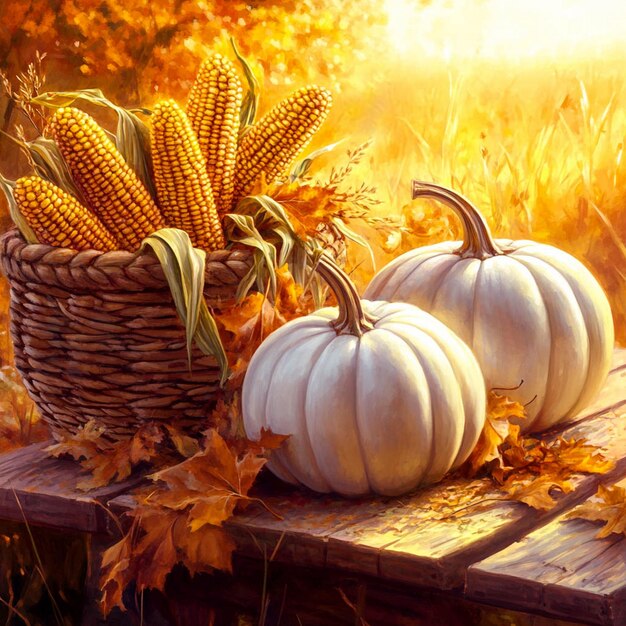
xmin=384 ymin=0 xmax=626 ymax=61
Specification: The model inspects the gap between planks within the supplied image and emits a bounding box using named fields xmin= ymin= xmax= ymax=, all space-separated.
xmin=1 ymin=350 xmax=626 ymax=584
xmin=214 ymin=349 xmax=626 ymax=590
xmin=465 ymin=475 xmax=626 ymax=626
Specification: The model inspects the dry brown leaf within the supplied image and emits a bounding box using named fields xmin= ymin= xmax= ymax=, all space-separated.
xmin=216 ymin=265 xmax=313 ymax=388
xmin=461 ymin=391 xmax=614 ymax=512
xmin=150 ymin=428 xmax=286 ymax=530
xmin=271 ymin=181 xmax=338 ymax=236
xmin=46 ymin=421 xmax=185 ymax=490
xmin=502 ymin=473 xmax=574 ymax=510
xmin=464 ymin=391 xmax=525 ymax=477
xmin=45 ymin=420 xmax=104 ymax=462
xmin=99 ymin=427 xmax=287 ymax=614
xmin=567 ymin=483 xmax=626 ymax=538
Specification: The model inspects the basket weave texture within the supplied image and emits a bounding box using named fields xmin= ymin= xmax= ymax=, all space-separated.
xmin=0 ymin=229 xmax=253 ymax=440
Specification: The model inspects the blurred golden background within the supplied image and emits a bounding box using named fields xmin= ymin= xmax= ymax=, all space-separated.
xmin=1 ymin=0 xmax=626 ymax=406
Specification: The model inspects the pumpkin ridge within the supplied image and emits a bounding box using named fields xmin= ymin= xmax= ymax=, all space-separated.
xmin=356 ymin=328 xmax=434 ymax=493
xmin=390 ymin=252 xmax=456 ymax=303
xmin=268 ymin=329 xmax=335 ymax=492
xmin=261 ymin=325 xmax=335 ymax=486
xmin=474 ymin=255 xmax=551 ymax=429
xmin=305 ymin=334 xmax=370 ymax=494
xmin=513 ymin=247 xmax=605 ymax=420
xmin=350 ymin=337 xmax=373 ymax=491
xmin=427 ymin=256 xmax=469 ymax=310
xmin=511 ymin=253 xmax=591 ymax=429
xmin=375 ymin=324 xmax=462 ymax=483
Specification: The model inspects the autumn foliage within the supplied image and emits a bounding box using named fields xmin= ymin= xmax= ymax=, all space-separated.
xmin=1 ymin=0 xmax=626 ymax=617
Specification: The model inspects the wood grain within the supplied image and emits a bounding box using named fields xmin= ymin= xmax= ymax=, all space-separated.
xmin=220 ymin=351 xmax=626 ymax=589
xmin=0 ymin=442 xmax=140 ymax=532
xmin=466 ymin=477 xmax=626 ymax=626
xmin=0 ymin=349 xmax=626 ymax=598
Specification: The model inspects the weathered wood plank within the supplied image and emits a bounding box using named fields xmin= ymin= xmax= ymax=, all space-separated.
xmin=0 ymin=442 xmax=140 ymax=532
xmin=2 ymin=349 xmax=626 ymax=580
xmin=221 ymin=360 xmax=626 ymax=590
xmin=466 ymin=476 xmax=626 ymax=626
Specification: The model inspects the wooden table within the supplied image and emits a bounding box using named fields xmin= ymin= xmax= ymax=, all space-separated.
xmin=1 ymin=350 xmax=626 ymax=625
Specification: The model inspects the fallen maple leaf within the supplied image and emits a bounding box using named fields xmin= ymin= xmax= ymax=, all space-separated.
xmin=460 ymin=391 xmax=614 ymax=511
xmin=45 ymin=420 xmax=104 ymax=462
xmin=46 ymin=421 xmax=183 ymax=490
xmin=464 ymin=391 xmax=526 ymax=477
xmin=567 ymin=483 xmax=626 ymax=538
xmin=150 ymin=428 xmax=285 ymax=530
xmin=503 ymin=473 xmax=574 ymax=510
xmin=99 ymin=427 xmax=287 ymax=614
xmin=548 ymin=436 xmax=615 ymax=475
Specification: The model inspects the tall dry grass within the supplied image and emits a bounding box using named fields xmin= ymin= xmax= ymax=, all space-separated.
xmin=295 ymin=54 xmax=626 ymax=342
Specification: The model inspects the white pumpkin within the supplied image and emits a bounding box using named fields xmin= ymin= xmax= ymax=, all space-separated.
xmin=365 ymin=181 xmax=614 ymax=433
xmin=242 ymin=256 xmax=486 ymax=497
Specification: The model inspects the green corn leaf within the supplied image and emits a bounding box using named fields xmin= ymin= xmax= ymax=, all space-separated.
xmin=0 ymin=174 xmax=38 ymax=244
xmin=139 ymin=228 xmax=229 ymax=385
xmin=290 ymin=140 xmax=345 ymax=181
xmin=226 ymin=213 xmax=277 ymax=298
xmin=231 ymin=38 xmax=259 ymax=134
xmin=331 ymin=216 xmax=375 ymax=270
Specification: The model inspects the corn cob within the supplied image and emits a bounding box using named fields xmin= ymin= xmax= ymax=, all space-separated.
xmin=186 ymin=54 xmax=243 ymax=216
xmin=50 ymin=107 xmax=165 ymax=251
xmin=14 ymin=176 xmax=118 ymax=252
xmin=151 ymin=99 xmax=225 ymax=251
xmin=232 ymin=86 xmax=333 ymax=205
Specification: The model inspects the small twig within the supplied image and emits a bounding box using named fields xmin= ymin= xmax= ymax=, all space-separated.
xmin=246 ymin=495 xmax=284 ymax=521
xmin=491 ymin=379 xmax=525 ymax=392
xmin=269 ymin=530 xmax=286 ymax=562
xmin=0 ymin=593 xmax=32 ymax=626
xmin=337 ymin=587 xmax=371 ymax=626
xmin=12 ymin=489 xmax=65 ymax=626
xmin=91 ymin=499 xmax=125 ymax=537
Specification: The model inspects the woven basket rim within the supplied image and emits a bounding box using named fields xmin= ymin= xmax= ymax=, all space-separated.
xmin=0 ymin=228 xmax=253 ymax=291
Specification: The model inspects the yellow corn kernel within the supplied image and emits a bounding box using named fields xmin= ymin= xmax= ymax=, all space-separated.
xmin=14 ymin=176 xmax=119 ymax=252
xmin=50 ymin=107 xmax=165 ymax=251
xmin=232 ymin=85 xmax=332 ymax=205
xmin=151 ymin=99 xmax=225 ymax=251
xmin=187 ymin=54 xmax=243 ymax=216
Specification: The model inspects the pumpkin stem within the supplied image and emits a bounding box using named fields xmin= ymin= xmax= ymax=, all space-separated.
xmin=411 ymin=181 xmax=503 ymax=259
xmin=316 ymin=255 xmax=374 ymax=337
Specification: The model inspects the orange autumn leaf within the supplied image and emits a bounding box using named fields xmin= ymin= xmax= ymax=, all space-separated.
xmin=46 ymin=420 xmax=172 ymax=490
xmin=217 ymin=292 xmax=267 ymax=337
xmin=464 ymin=391 xmax=526 ymax=476
xmin=99 ymin=427 xmax=286 ymax=614
xmin=215 ymin=264 xmax=314 ymax=387
xmin=149 ymin=428 xmax=285 ymax=530
xmin=461 ymin=392 xmax=614 ymax=511
xmin=271 ymin=181 xmax=338 ymax=237
xmin=547 ymin=436 xmax=616 ymax=475
xmin=45 ymin=420 xmax=104 ymax=463
xmin=567 ymin=483 xmax=626 ymax=538
xmin=502 ymin=473 xmax=574 ymax=510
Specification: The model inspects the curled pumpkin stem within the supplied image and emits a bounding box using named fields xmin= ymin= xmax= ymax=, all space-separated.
xmin=411 ymin=180 xmax=503 ymax=259
xmin=316 ymin=255 xmax=374 ymax=337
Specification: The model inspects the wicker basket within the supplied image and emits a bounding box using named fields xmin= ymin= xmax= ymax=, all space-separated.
xmin=0 ymin=229 xmax=253 ymax=440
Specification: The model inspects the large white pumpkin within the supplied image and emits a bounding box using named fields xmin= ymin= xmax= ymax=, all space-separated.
xmin=365 ymin=181 xmax=614 ymax=433
xmin=242 ymin=257 xmax=486 ymax=497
